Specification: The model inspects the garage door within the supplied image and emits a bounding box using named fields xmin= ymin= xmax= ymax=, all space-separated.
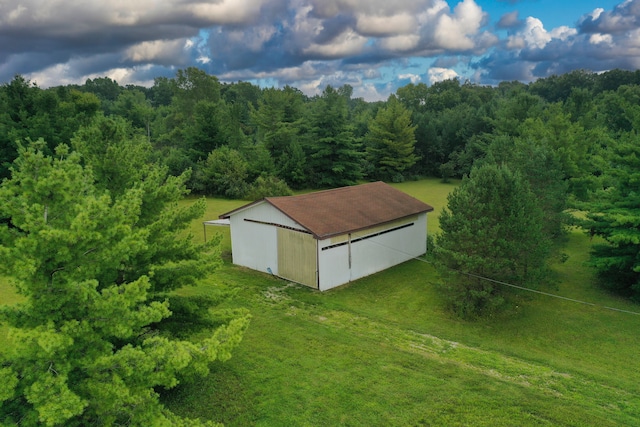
xmin=277 ymin=228 xmax=317 ymax=288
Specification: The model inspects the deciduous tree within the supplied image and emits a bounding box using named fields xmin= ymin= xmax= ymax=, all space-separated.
xmin=192 ymin=146 xmax=249 ymax=198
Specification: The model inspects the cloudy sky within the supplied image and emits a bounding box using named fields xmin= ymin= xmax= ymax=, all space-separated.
xmin=1 ymin=0 xmax=637 ymax=100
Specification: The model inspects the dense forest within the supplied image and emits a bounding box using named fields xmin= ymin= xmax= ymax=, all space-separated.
xmin=1 ymin=68 xmax=639 ymax=189
xmin=2 ymin=67 xmax=640 ymax=303
xmin=2 ymin=68 xmax=640 ymax=194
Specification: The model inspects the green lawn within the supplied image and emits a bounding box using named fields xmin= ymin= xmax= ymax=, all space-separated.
xmin=163 ymin=179 xmax=640 ymax=426
xmin=3 ymin=179 xmax=640 ymax=426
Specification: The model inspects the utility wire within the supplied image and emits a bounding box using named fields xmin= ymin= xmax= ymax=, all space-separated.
xmin=362 ymin=237 xmax=640 ymax=316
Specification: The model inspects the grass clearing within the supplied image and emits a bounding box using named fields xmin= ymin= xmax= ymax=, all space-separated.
xmin=2 ymin=178 xmax=639 ymax=425
xmin=163 ymin=243 xmax=640 ymax=426
xmin=163 ymin=180 xmax=640 ymax=426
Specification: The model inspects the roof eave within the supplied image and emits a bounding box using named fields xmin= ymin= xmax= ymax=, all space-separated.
xmin=313 ymin=208 xmax=434 ymax=240
xmin=219 ymin=199 xmax=267 ymax=219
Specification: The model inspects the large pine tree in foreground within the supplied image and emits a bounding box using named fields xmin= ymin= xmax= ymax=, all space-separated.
xmin=0 ymin=141 xmax=249 ymax=426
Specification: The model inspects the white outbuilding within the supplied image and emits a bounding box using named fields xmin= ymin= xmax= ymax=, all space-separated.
xmin=219 ymin=181 xmax=434 ymax=291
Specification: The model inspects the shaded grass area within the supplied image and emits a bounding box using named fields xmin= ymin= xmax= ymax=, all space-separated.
xmin=163 ymin=180 xmax=640 ymax=426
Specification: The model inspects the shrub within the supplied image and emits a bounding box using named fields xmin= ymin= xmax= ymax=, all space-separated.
xmin=247 ymin=175 xmax=293 ymax=200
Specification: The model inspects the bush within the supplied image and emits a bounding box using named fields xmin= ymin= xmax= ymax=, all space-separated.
xmin=192 ymin=146 xmax=249 ymax=198
xmin=247 ymin=175 xmax=293 ymax=200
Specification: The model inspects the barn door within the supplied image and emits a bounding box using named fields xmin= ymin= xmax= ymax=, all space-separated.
xmin=277 ymin=228 xmax=317 ymax=288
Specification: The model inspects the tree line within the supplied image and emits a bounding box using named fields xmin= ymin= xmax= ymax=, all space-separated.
xmin=2 ymin=68 xmax=639 ymax=193
xmin=2 ymin=67 xmax=639 ymax=303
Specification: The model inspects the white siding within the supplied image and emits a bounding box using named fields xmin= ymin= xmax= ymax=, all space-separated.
xmin=317 ymin=213 xmax=427 ymax=291
xmin=228 ymin=202 xmax=304 ymax=275
xmin=317 ymin=243 xmax=350 ymax=291
xmin=228 ymin=202 xmax=428 ymax=292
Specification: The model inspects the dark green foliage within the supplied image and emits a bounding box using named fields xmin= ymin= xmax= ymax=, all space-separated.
xmin=596 ymin=85 xmax=640 ymax=133
xmin=183 ymin=100 xmax=229 ymax=159
xmin=192 ymin=146 xmax=249 ymax=198
xmin=365 ymin=95 xmax=418 ymax=181
xmin=396 ymin=80 xmax=494 ymax=177
xmin=83 ymin=76 xmax=122 ymax=102
xmin=0 ymin=76 xmax=100 ymax=179
xmin=435 ymin=164 xmax=550 ymax=318
xmin=149 ymin=76 xmax=175 ymax=107
xmin=0 ymin=142 xmax=249 ymax=425
xmin=529 ymin=69 xmax=596 ymax=103
xmin=72 ymin=115 xmax=152 ymax=197
xmin=307 ymin=86 xmax=362 ymax=187
xmin=579 ymin=133 xmax=640 ymax=300
xmin=251 ymin=86 xmax=307 ymax=187
xmin=5 ymin=67 xmax=640 ymax=195
xmin=247 ymin=175 xmax=293 ymax=200
xmin=112 ymin=88 xmax=154 ymax=136
xmin=482 ymin=136 xmax=569 ymax=242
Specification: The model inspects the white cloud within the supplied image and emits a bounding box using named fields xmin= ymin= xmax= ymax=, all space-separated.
xmin=363 ymin=68 xmax=382 ymax=79
xmin=186 ymin=0 xmax=268 ymax=25
xmin=124 ymin=39 xmax=188 ymax=63
xmin=506 ymin=17 xmax=577 ymax=50
xmin=353 ymin=82 xmax=392 ymax=102
xmin=303 ymin=29 xmax=368 ymax=58
xmin=589 ymin=8 xmax=605 ymax=21
xmin=355 ymin=13 xmax=416 ymax=37
xmin=27 ymin=63 xmax=156 ymax=88
xmin=589 ymin=33 xmax=613 ymax=45
xmin=549 ymin=26 xmax=577 ymax=41
xmin=379 ymin=35 xmax=421 ymax=52
xmin=399 ymin=73 xmax=421 ymax=84
xmin=428 ymin=67 xmax=458 ymax=84
xmin=434 ymin=0 xmax=487 ymax=50
xmin=308 ymin=0 xmax=437 ymax=19
xmin=5 ymin=0 xmax=640 ymax=100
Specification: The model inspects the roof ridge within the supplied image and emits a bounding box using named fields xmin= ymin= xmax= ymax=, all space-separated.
xmin=265 ymin=181 xmax=385 ymax=202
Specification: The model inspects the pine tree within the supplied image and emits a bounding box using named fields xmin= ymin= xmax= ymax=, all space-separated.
xmin=579 ymin=133 xmax=640 ymax=299
xmin=0 ymin=141 xmax=249 ymax=426
xmin=435 ymin=163 xmax=550 ymax=318
xmin=366 ymin=95 xmax=419 ymax=181
xmin=307 ymin=86 xmax=362 ymax=187
xmin=250 ymin=87 xmax=307 ymax=188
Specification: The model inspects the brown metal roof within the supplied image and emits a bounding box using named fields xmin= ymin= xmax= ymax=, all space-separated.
xmin=221 ymin=181 xmax=434 ymax=239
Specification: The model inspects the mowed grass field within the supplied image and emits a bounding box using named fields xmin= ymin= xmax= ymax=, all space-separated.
xmin=165 ymin=179 xmax=640 ymax=426
xmin=2 ymin=178 xmax=640 ymax=425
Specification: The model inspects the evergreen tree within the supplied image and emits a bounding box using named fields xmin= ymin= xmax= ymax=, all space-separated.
xmin=579 ymin=133 xmax=640 ymax=300
xmin=251 ymin=87 xmax=307 ymax=188
xmin=0 ymin=77 xmax=100 ymax=179
xmin=307 ymin=86 xmax=362 ymax=188
xmin=435 ymin=163 xmax=550 ymax=318
xmin=365 ymin=95 xmax=418 ymax=181
xmin=482 ymin=136 xmax=569 ymax=242
xmin=0 ymin=141 xmax=249 ymax=425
